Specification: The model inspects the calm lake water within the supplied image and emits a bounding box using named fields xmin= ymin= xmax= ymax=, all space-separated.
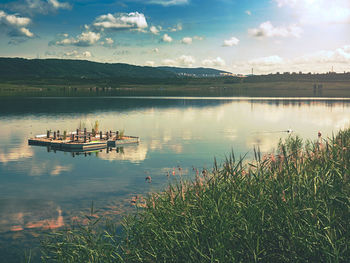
xmin=1 ymin=96 xmax=350 ymax=262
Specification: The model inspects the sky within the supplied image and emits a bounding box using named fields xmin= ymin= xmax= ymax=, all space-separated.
xmin=0 ymin=0 xmax=350 ymax=74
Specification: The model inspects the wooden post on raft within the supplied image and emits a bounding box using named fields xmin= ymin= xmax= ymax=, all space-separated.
xmin=57 ymin=130 xmax=60 ymax=139
xmin=47 ymin=130 xmax=50 ymax=139
xmin=100 ymin=131 xmax=103 ymax=140
xmin=53 ymin=131 xmax=57 ymax=140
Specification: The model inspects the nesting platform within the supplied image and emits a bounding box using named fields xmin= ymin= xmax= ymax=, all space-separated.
xmin=28 ymin=129 xmax=139 ymax=152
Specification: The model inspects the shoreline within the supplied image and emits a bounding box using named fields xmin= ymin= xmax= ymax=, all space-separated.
xmin=1 ymin=81 xmax=350 ymax=98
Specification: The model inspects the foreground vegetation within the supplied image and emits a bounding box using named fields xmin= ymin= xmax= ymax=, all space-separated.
xmin=41 ymin=129 xmax=350 ymax=262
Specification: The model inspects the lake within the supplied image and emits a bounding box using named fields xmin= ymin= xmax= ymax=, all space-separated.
xmin=1 ymin=96 xmax=350 ymax=262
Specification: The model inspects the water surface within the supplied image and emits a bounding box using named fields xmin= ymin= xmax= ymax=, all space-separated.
xmin=1 ymin=97 xmax=350 ymax=262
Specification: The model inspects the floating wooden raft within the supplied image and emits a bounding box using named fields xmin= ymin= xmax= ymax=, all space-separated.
xmin=28 ymin=129 xmax=139 ymax=151
xmin=108 ymin=136 xmax=140 ymax=147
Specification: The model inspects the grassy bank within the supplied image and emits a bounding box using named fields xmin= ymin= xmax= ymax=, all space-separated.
xmin=41 ymin=129 xmax=350 ymax=262
xmin=2 ymin=80 xmax=350 ymax=98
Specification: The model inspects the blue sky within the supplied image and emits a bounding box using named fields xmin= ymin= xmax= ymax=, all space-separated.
xmin=0 ymin=0 xmax=350 ymax=74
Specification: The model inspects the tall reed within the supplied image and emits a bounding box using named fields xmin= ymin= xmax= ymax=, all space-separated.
xmin=122 ymin=131 xmax=350 ymax=262
xmin=41 ymin=129 xmax=350 ymax=262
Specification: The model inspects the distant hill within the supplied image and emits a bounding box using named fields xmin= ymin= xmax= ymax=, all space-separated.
xmin=158 ymin=66 xmax=231 ymax=76
xmin=0 ymin=57 xmax=176 ymax=79
xmin=0 ymin=58 xmax=232 ymax=81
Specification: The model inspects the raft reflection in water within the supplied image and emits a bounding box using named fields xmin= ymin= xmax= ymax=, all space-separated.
xmin=43 ymin=144 xmax=148 ymax=163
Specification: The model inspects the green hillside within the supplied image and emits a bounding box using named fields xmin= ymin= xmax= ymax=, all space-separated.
xmin=0 ymin=57 xmax=176 ymax=79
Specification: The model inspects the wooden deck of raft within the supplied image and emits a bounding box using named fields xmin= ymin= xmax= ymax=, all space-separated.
xmin=28 ymin=129 xmax=139 ymax=151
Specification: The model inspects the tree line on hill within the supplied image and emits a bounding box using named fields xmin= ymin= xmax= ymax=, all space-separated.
xmin=1 ymin=57 xmax=350 ymax=85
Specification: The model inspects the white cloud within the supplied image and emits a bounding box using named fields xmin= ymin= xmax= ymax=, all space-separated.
xmin=223 ymin=36 xmax=239 ymax=47
xmin=93 ymin=12 xmax=148 ymax=31
xmin=19 ymin=27 xmax=33 ymax=37
xmin=231 ymin=45 xmax=350 ymax=74
xmin=274 ymin=0 xmax=350 ymax=24
xmin=248 ymin=55 xmax=284 ymax=66
xmin=177 ymin=55 xmax=195 ymax=66
xmin=63 ymin=50 xmax=93 ymax=58
xmin=105 ymin=37 xmax=114 ymax=45
xmin=63 ymin=50 xmax=79 ymax=57
xmin=148 ymin=0 xmax=188 ymax=6
xmin=162 ymin=33 xmax=173 ymax=42
xmin=249 ymin=21 xmax=302 ymax=38
xmin=245 ymin=10 xmax=252 ymax=15
xmin=193 ymin=35 xmax=203 ymax=40
xmin=54 ymin=31 xmax=101 ymax=46
xmin=145 ymin=60 xmax=155 ymax=66
xmin=6 ymin=0 xmax=71 ymax=15
xmin=294 ymin=45 xmax=350 ymax=64
xmin=82 ymin=51 xmax=92 ymax=58
xmin=0 ymin=11 xmax=30 ymax=26
xmin=230 ymin=45 xmax=350 ymax=74
xmin=232 ymin=55 xmax=285 ymax=74
xmin=0 ymin=10 xmax=33 ymax=38
xmin=162 ymin=55 xmax=196 ymax=66
xmin=181 ymin=37 xmax=192 ymax=44
xmin=48 ymin=0 xmax=71 ymax=9
xmin=162 ymin=58 xmax=177 ymax=66
xmin=202 ymin=57 xmax=226 ymax=67
xmin=152 ymin=47 xmax=159 ymax=53
xmin=52 ymin=12 xmax=147 ymax=47
xmin=169 ymin=23 xmax=182 ymax=32
xmin=78 ymin=31 xmax=100 ymax=45
xmin=150 ymin=25 xmax=161 ymax=35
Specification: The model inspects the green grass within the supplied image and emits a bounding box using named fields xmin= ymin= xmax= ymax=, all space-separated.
xmin=41 ymin=129 xmax=350 ymax=262
xmin=2 ymin=81 xmax=350 ymax=97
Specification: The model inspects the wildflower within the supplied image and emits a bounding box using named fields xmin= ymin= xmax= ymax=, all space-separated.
xmin=282 ymin=190 xmax=286 ymax=202
xmin=196 ymin=175 xmax=203 ymax=188
xmin=270 ymin=154 xmax=276 ymax=163
xmin=131 ymin=196 xmax=138 ymax=205
xmin=137 ymin=203 xmax=147 ymax=208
